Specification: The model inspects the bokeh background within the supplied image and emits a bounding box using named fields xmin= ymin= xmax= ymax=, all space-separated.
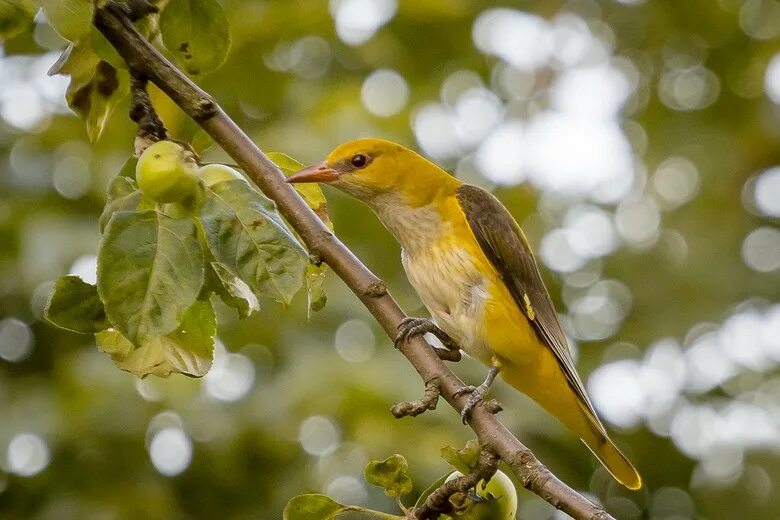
xmin=2 ymin=0 xmax=780 ymax=518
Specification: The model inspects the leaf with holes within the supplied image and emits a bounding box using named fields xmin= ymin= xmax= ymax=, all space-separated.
xmin=364 ymin=454 xmax=413 ymax=497
xmin=44 ymin=276 xmax=110 ymax=333
xmin=160 ymin=0 xmax=230 ymax=76
xmin=95 ymin=299 xmax=216 ymax=378
xmin=98 ymin=210 xmax=204 ymax=345
xmin=199 ymin=180 xmax=307 ymax=304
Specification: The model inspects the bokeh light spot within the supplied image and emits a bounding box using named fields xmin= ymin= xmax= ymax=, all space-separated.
xmin=299 ymin=416 xmax=340 ymax=457
xmin=0 ymin=318 xmax=33 ymax=363
xmin=6 ymin=433 xmax=50 ymax=477
xmin=741 ymin=227 xmax=780 ymax=272
xmin=752 ymin=167 xmax=780 ymax=217
xmin=361 ymin=69 xmax=409 ymax=117
xmin=334 ymin=319 xmax=375 ymax=363
xmin=148 ymin=427 xmax=192 ymax=477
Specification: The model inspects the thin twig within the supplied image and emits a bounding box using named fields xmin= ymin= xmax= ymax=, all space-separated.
xmin=93 ymin=5 xmax=613 ymax=519
xmin=391 ymin=377 xmax=441 ymax=418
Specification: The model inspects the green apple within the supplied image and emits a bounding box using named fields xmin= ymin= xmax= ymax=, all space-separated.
xmin=198 ymin=163 xmax=246 ymax=187
xmin=136 ymin=141 xmax=199 ymax=203
xmin=442 ymin=470 xmax=518 ymax=520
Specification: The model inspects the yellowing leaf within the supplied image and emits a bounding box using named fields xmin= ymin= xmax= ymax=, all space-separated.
xmin=267 ymin=151 xmax=332 ymax=230
xmin=50 ymin=41 xmax=129 ymax=142
xmin=305 ymin=263 xmax=327 ymax=315
xmin=267 ymin=152 xmax=333 ymax=314
xmin=95 ymin=299 xmax=216 ymax=378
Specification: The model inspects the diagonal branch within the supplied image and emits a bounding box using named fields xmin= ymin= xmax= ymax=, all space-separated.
xmin=93 ymin=4 xmax=613 ymax=519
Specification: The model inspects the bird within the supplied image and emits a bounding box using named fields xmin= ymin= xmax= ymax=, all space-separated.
xmin=286 ymin=138 xmax=642 ymax=490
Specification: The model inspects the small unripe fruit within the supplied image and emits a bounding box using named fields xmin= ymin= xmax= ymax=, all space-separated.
xmin=198 ymin=163 xmax=246 ymax=187
xmin=442 ymin=470 xmax=517 ymax=520
xmin=136 ymin=141 xmax=199 ymax=203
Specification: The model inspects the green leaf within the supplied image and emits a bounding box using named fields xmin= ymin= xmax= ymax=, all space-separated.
xmin=208 ymin=261 xmax=259 ymax=318
xmin=98 ymin=168 xmax=156 ymax=234
xmin=0 ymin=0 xmax=36 ymax=41
xmin=44 ymin=276 xmax=110 ymax=333
xmin=160 ymin=0 xmax=230 ymax=76
xmin=98 ymin=210 xmax=205 ymax=345
xmin=95 ymin=299 xmax=216 ymax=378
xmin=364 ymin=454 xmax=413 ymax=497
xmin=441 ymin=440 xmax=482 ymax=474
xmin=40 ymin=0 xmax=94 ymax=42
xmin=283 ymin=494 xmax=346 ymax=520
xmin=199 ymin=180 xmax=307 ymax=304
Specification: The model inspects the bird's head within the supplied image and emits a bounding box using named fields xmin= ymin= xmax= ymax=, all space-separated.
xmin=286 ymin=138 xmax=456 ymax=205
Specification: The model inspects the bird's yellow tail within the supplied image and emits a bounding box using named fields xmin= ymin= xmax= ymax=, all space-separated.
xmin=579 ymin=423 xmax=642 ymax=490
xmin=499 ymin=364 xmax=642 ymax=490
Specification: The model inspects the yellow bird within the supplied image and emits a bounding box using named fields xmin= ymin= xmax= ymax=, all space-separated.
xmin=287 ymin=138 xmax=642 ymax=490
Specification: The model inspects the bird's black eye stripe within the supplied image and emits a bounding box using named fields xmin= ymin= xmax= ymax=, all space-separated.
xmin=350 ymin=154 xmax=368 ymax=168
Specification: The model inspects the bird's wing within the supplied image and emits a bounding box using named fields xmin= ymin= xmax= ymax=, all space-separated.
xmin=455 ymin=184 xmax=606 ymax=435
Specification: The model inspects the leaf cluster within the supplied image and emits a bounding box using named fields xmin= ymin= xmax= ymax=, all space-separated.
xmin=45 ymin=148 xmax=328 ymax=379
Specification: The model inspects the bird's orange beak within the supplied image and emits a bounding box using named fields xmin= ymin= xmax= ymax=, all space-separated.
xmin=286 ymin=161 xmax=338 ymax=184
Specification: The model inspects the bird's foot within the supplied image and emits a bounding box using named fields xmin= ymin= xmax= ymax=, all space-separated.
xmin=454 ymin=366 xmax=501 ymax=424
xmin=394 ymin=317 xmax=461 ymax=361
xmin=454 ymin=383 xmax=491 ymax=424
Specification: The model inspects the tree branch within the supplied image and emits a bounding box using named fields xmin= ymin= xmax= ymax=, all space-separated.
xmin=94 ymin=4 xmax=613 ymax=519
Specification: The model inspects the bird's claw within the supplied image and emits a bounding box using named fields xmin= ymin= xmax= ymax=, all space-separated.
xmin=393 ymin=317 xmax=427 ymax=348
xmin=394 ymin=318 xmax=461 ymax=361
xmin=456 ymin=383 xmax=491 ymax=424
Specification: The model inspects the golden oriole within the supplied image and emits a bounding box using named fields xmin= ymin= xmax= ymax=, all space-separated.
xmin=287 ymin=138 xmax=641 ymax=490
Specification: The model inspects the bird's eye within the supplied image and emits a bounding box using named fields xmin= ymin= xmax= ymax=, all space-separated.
xmin=350 ymin=154 xmax=368 ymax=168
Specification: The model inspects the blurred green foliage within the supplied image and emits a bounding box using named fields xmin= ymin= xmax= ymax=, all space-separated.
xmin=1 ymin=1 xmax=780 ymax=519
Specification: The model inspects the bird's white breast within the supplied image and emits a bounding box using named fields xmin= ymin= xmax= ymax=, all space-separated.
xmin=401 ymin=244 xmax=494 ymax=364
xmin=370 ymin=193 xmax=495 ymax=362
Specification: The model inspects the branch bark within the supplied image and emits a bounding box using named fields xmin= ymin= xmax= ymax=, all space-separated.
xmin=94 ymin=5 xmax=613 ymax=519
